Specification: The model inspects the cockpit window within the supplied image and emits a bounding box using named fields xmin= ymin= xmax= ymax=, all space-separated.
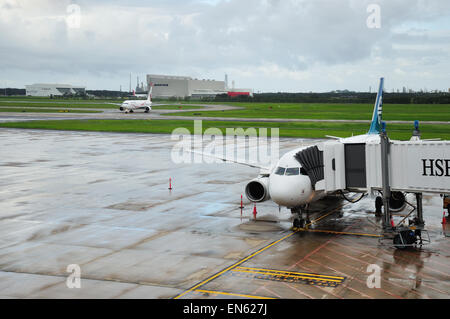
xmin=274 ymin=167 xmax=286 ymax=175
xmin=285 ymin=167 xmax=300 ymax=176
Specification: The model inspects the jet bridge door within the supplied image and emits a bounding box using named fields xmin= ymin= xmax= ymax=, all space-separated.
xmin=322 ymin=141 xmax=346 ymax=192
xmin=344 ymin=143 xmax=367 ymax=189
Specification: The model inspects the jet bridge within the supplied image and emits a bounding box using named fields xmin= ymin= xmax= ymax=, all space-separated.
xmin=290 ymin=77 xmax=448 ymax=248
xmin=314 ymin=137 xmax=450 ymax=195
xmin=295 ymin=133 xmax=450 ymax=248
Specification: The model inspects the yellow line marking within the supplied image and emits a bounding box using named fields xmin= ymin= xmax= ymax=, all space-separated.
xmin=232 ymin=268 xmax=343 ymax=283
xmin=195 ymin=289 xmax=276 ymax=299
xmin=174 ymin=230 xmax=299 ymax=299
xmin=305 ymin=204 xmax=344 ymax=227
xmin=235 ymin=266 xmax=345 ymax=280
xmin=297 ymin=228 xmax=381 ymax=238
xmin=174 ymin=203 xmax=347 ymax=299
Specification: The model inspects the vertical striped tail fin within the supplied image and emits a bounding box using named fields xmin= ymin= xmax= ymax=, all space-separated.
xmin=147 ymin=82 xmax=153 ymax=102
xmin=368 ymin=77 xmax=384 ymax=135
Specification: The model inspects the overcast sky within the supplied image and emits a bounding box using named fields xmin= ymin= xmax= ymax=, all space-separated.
xmin=1 ymin=0 xmax=449 ymax=92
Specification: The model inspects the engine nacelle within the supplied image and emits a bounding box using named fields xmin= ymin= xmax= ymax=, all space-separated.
xmin=245 ymin=177 xmax=270 ymax=203
xmin=389 ymin=191 xmax=406 ymax=212
xmin=119 ymin=107 xmax=124 ymax=111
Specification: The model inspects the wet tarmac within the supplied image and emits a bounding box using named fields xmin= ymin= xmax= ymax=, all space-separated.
xmin=0 ymin=129 xmax=449 ymax=299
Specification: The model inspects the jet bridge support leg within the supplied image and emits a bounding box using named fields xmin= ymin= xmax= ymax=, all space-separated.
xmin=415 ymin=193 xmax=425 ymax=227
xmin=380 ymin=123 xmax=392 ymax=231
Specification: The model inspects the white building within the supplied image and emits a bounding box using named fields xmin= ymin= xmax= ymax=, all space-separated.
xmin=146 ymin=74 xmax=226 ymax=98
xmin=25 ymin=84 xmax=86 ymax=97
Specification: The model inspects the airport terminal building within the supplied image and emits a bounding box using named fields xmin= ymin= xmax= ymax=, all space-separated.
xmin=146 ymin=74 xmax=227 ymax=99
xmin=25 ymin=84 xmax=86 ymax=97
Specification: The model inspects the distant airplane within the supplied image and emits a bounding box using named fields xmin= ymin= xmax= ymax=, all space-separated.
xmin=131 ymin=89 xmax=148 ymax=99
xmin=114 ymin=84 xmax=153 ymax=113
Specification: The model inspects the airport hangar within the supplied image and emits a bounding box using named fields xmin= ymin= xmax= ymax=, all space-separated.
xmin=146 ymin=74 xmax=253 ymax=99
xmin=25 ymin=83 xmax=86 ymax=97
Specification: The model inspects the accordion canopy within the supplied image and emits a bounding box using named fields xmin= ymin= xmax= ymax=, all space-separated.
xmin=294 ymin=146 xmax=324 ymax=188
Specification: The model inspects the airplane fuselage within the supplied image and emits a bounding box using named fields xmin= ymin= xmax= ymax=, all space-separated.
xmin=119 ymin=100 xmax=152 ymax=113
xmin=245 ymin=146 xmax=326 ymax=209
xmin=268 ymin=147 xmax=325 ymax=208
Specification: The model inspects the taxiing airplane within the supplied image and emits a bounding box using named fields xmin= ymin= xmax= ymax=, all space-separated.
xmin=117 ymin=85 xmax=153 ymax=113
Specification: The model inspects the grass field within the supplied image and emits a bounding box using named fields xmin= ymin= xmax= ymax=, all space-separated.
xmin=151 ymin=105 xmax=204 ymax=110
xmin=0 ymin=101 xmax=204 ymax=110
xmin=0 ymin=101 xmax=117 ymax=109
xmin=166 ymin=102 xmax=450 ymax=122
xmin=0 ymin=108 xmax=101 ymax=113
xmin=2 ymin=98 xmax=448 ymax=122
xmin=0 ymin=96 xmax=124 ymax=103
xmin=0 ymin=119 xmax=448 ymax=140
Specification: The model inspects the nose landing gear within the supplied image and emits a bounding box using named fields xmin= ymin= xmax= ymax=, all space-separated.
xmin=292 ymin=206 xmax=310 ymax=229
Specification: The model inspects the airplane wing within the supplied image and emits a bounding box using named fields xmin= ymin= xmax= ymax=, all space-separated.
xmin=325 ymin=135 xmax=342 ymax=140
xmin=189 ymin=150 xmax=272 ymax=170
xmin=106 ymin=103 xmax=122 ymax=106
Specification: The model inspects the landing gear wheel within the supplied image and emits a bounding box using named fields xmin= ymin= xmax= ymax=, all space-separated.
xmin=293 ymin=218 xmax=305 ymax=229
xmin=130 ymin=110 xmax=134 ymax=113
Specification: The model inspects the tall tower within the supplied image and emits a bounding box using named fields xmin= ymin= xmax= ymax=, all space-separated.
xmin=225 ymin=74 xmax=228 ymax=90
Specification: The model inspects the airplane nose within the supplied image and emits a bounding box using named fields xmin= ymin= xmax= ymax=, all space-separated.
xmin=269 ymin=174 xmax=313 ymax=208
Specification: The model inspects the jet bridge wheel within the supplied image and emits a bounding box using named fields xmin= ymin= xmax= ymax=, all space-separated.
xmin=393 ymin=230 xmax=417 ymax=249
xmin=375 ymin=196 xmax=383 ymax=217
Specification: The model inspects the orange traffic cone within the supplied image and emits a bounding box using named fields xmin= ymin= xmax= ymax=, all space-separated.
xmin=390 ymin=217 xmax=395 ymax=228
xmin=442 ymin=211 xmax=447 ymax=225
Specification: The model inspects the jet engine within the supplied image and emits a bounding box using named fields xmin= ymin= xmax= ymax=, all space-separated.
xmin=119 ymin=107 xmax=124 ymax=111
xmin=245 ymin=177 xmax=270 ymax=202
xmin=145 ymin=107 xmax=150 ymax=113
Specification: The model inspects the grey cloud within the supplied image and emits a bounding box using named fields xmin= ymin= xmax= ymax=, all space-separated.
xmin=0 ymin=0 xmax=449 ymax=91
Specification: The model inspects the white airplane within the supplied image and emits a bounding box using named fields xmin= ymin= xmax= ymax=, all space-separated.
xmin=118 ymin=85 xmax=153 ymax=113
xmin=131 ymin=89 xmax=149 ymax=99
xmin=204 ymin=78 xmax=412 ymax=229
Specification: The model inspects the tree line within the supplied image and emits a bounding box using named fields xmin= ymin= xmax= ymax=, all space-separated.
xmin=212 ymin=92 xmax=450 ymax=104
xmin=2 ymin=88 xmax=450 ymax=104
